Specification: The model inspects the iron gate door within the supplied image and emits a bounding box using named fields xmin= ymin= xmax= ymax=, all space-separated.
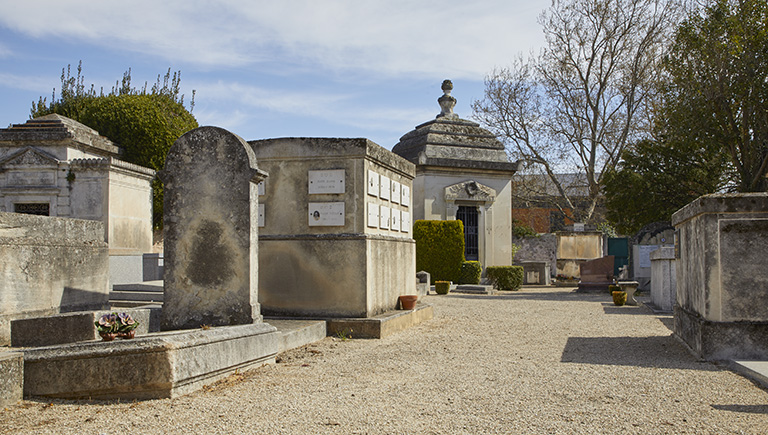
xmin=456 ymin=206 xmax=479 ymax=261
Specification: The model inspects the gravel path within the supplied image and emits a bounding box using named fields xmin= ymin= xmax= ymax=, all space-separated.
xmin=2 ymin=287 xmax=768 ymax=434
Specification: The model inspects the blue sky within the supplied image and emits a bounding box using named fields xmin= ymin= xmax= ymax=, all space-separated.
xmin=0 ymin=1 xmax=549 ymax=150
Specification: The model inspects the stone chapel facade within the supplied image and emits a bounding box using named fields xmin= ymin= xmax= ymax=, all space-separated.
xmin=392 ymin=81 xmax=519 ymax=268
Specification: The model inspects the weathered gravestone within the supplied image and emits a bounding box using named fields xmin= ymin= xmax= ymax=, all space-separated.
xmin=160 ymin=127 xmax=267 ymax=330
xmin=577 ymin=255 xmax=614 ymax=292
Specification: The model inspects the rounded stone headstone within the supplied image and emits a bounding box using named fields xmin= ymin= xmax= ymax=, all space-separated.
xmin=160 ymin=126 xmax=267 ymax=330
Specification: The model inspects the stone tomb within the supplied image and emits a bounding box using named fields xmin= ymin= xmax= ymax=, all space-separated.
xmin=649 ymin=246 xmax=676 ymax=312
xmin=250 ymin=138 xmax=418 ymax=319
xmin=161 ymin=127 xmax=267 ymax=330
xmin=576 ymin=256 xmax=615 ymax=292
xmin=672 ymin=193 xmax=768 ymax=360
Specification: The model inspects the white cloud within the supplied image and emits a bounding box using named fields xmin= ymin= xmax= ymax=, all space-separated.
xmin=0 ymin=72 xmax=57 ymax=93
xmin=0 ymin=0 xmax=549 ymax=79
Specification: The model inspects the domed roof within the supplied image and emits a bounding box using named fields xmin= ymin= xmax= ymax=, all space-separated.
xmin=392 ymin=80 xmax=518 ymax=173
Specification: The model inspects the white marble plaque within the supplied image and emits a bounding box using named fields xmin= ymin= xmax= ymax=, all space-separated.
xmin=379 ymin=206 xmax=391 ymax=230
xmin=638 ymin=244 xmax=659 ymax=269
xmin=401 ymin=184 xmax=410 ymax=208
xmin=367 ymin=202 xmax=379 ymax=228
xmin=379 ymin=175 xmax=391 ymax=201
xmin=258 ymin=204 xmax=265 ymax=227
xmin=308 ymin=169 xmax=345 ymax=194
xmin=391 ymin=208 xmax=400 ymax=232
xmin=257 ymin=180 xmax=266 ymax=196
xmin=401 ymin=211 xmax=410 ymax=233
xmin=367 ymin=170 xmax=379 ymax=197
xmin=308 ymin=202 xmax=345 ymax=226
xmin=391 ymin=180 xmax=401 ymax=205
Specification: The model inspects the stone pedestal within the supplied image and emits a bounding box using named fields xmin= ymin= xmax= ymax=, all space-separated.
xmin=650 ymin=247 xmax=676 ymax=312
xmin=618 ymin=281 xmax=639 ymax=306
xmin=672 ymin=193 xmax=768 ymax=360
xmin=0 ymin=351 xmax=23 ymax=407
xmin=160 ymin=127 xmax=267 ymax=330
xmin=520 ymin=261 xmax=551 ymax=285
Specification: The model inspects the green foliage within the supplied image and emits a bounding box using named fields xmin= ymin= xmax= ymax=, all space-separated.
xmin=512 ymin=219 xmax=539 ymax=238
xmin=434 ymin=281 xmax=451 ymax=295
xmin=459 ymin=261 xmax=482 ymax=285
xmin=664 ymin=0 xmax=768 ymax=192
xmin=596 ymin=222 xmax=618 ymax=238
xmin=31 ymin=62 xmax=198 ymax=228
xmin=413 ymin=220 xmax=465 ymax=283
xmin=485 ymin=266 xmax=524 ymax=291
xmin=603 ymin=139 xmax=729 ymax=235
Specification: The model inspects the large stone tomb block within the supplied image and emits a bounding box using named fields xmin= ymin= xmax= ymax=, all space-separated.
xmin=577 ymin=256 xmax=614 ymax=292
xmin=672 ymin=193 xmax=768 ymax=360
xmin=160 ymin=127 xmax=267 ymax=330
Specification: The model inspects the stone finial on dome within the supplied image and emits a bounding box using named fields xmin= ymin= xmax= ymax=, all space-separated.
xmin=437 ymin=79 xmax=457 ymax=119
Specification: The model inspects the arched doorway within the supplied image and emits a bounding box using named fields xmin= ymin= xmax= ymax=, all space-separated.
xmin=456 ymin=205 xmax=479 ymax=261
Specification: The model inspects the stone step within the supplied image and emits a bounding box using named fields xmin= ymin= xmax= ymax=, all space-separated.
xmin=110 ymin=290 xmax=164 ymax=303
xmin=266 ymin=319 xmax=327 ymax=353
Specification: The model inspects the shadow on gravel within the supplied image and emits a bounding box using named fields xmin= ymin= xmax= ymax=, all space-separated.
xmin=711 ymin=404 xmax=768 ymax=414
xmin=444 ymin=291 xmax=589 ymax=302
xmin=561 ymin=336 xmax=721 ymax=371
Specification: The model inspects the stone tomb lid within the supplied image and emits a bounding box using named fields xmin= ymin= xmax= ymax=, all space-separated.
xmin=0 ymin=114 xmax=122 ymax=157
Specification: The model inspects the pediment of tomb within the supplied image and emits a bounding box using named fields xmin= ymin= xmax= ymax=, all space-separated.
xmin=444 ymin=180 xmax=496 ymax=203
xmin=0 ymin=147 xmax=61 ymax=169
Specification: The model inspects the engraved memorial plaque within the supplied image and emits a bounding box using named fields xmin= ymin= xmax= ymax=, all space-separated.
xmin=308 ymin=169 xmax=345 ymax=194
xmin=379 ymin=175 xmax=391 ymax=201
xmin=367 ymin=202 xmax=379 ymax=228
xmin=258 ymin=204 xmax=265 ymax=227
xmin=257 ymin=180 xmax=266 ymax=196
xmin=401 ymin=184 xmax=410 ymax=208
xmin=391 ymin=208 xmax=400 ymax=232
xmin=308 ymin=202 xmax=345 ymax=226
xmin=401 ymin=211 xmax=410 ymax=233
xmin=367 ymin=170 xmax=379 ymax=197
xmin=391 ymin=180 xmax=401 ymax=205
xmin=379 ymin=205 xmax=391 ymax=230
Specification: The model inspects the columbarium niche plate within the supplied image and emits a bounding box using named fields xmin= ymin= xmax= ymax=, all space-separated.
xmin=257 ymin=180 xmax=266 ymax=196
xmin=258 ymin=204 xmax=265 ymax=227
xmin=380 ymin=175 xmax=391 ymax=201
xmin=367 ymin=170 xmax=379 ymax=197
xmin=391 ymin=181 xmax=401 ymax=205
xmin=308 ymin=169 xmax=345 ymax=194
xmin=401 ymin=185 xmax=410 ymax=207
xmin=308 ymin=202 xmax=345 ymax=226
xmin=391 ymin=209 xmax=400 ymax=232
xmin=367 ymin=203 xmax=379 ymax=228
xmin=401 ymin=211 xmax=410 ymax=233
xmin=379 ymin=206 xmax=391 ymax=230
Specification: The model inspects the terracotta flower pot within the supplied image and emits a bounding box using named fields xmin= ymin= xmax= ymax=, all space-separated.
xmin=118 ymin=330 xmax=136 ymax=339
xmin=612 ymin=291 xmax=627 ymax=306
xmin=99 ymin=332 xmax=117 ymax=341
xmin=399 ymin=295 xmax=418 ymax=310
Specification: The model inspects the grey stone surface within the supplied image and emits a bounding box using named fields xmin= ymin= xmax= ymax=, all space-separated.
xmin=325 ymin=303 xmax=434 ymax=339
xmin=142 ymin=253 xmax=164 ymax=281
xmin=266 ymin=319 xmax=327 ymax=353
xmin=0 ymin=212 xmax=109 ymax=345
xmin=11 ymin=308 xmax=155 ymax=347
xmin=251 ymin=137 xmax=416 ymax=318
xmin=0 ymin=351 xmax=23 ymax=407
xmin=22 ymin=323 xmax=278 ymax=400
xmin=513 ymin=234 xmax=557 ymax=278
xmin=109 ymin=254 xmax=144 ymax=286
xmin=520 ymin=261 xmax=551 ymax=285
xmin=160 ymin=127 xmax=267 ymax=330
xmin=650 ymin=247 xmax=676 ymax=312
xmin=672 ymin=192 xmax=768 ymax=360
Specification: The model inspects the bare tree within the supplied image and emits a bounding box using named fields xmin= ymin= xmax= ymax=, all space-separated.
xmin=473 ymin=0 xmax=681 ymax=223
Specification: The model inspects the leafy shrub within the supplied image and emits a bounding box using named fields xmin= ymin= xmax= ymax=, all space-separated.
xmin=413 ymin=220 xmax=465 ymax=283
xmin=512 ymin=219 xmax=540 ymax=238
xmin=434 ymin=281 xmax=451 ymax=295
xmin=459 ymin=261 xmax=482 ymax=284
xmin=608 ymin=284 xmax=621 ymax=294
xmin=486 ymin=266 xmax=524 ymax=291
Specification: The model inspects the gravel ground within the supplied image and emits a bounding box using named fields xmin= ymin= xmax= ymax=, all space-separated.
xmin=2 ymin=287 xmax=768 ymax=434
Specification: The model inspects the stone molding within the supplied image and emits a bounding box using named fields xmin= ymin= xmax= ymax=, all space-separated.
xmin=444 ymin=180 xmax=496 ymax=205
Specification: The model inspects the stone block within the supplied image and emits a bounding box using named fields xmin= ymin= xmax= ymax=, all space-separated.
xmin=519 ymin=261 xmax=551 ymax=285
xmin=160 ymin=127 xmax=267 ymax=330
xmin=11 ymin=308 xmax=155 ymax=347
xmin=650 ymin=247 xmax=676 ymax=312
xmin=109 ymin=254 xmax=144 ymax=286
xmin=142 ymin=253 xmax=164 ymax=281
xmin=23 ymin=323 xmax=278 ymax=400
xmin=326 ymin=304 xmax=434 ymax=339
xmin=0 ymin=351 xmax=23 ymax=407
xmin=672 ymin=192 xmax=768 ymax=360
xmin=577 ymin=256 xmax=614 ymax=292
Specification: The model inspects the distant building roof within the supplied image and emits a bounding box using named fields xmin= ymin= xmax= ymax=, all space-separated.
xmin=392 ymin=80 xmax=518 ymax=174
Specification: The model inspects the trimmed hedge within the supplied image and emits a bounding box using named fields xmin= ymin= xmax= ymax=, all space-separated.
xmin=413 ymin=220 xmax=465 ymax=283
xmin=459 ymin=261 xmax=482 ymax=284
xmin=486 ymin=266 xmax=524 ymax=291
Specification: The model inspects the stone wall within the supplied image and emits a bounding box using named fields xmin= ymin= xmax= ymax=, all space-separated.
xmin=512 ymin=233 xmax=557 ymax=276
xmin=0 ymin=212 xmax=109 ymax=345
xmin=672 ymin=193 xmax=768 ymax=360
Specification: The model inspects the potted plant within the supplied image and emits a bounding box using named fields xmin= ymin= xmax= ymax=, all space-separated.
xmin=612 ymin=289 xmax=627 ymax=306
xmin=434 ymin=281 xmax=451 ymax=295
xmin=398 ymin=295 xmax=418 ymax=310
xmin=95 ymin=312 xmax=139 ymax=341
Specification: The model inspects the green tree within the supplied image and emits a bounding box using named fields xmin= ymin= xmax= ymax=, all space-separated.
xmin=603 ymin=138 xmax=730 ymax=235
xmin=473 ymin=0 xmax=682 ymax=224
xmin=31 ymin=62 xmax=198 ymax=227
xmin=665 ymin=0 xmax=768 ymax=192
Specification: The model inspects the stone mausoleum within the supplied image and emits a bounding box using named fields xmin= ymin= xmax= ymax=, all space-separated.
xmin=0 ymin=114 xmax=155 ymax=285
xmin=392 ymin=80 xmax=519 ymax=269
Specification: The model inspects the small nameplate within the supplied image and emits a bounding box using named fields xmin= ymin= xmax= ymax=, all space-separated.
xmin=367 ymin=170 xmax=379 ymax=197
xmin=401 ymin=211 xmax=410 ymax=233
xmin=391 ymin=209 xmax=400 ymax=232
xmin=258 ymin=204 xmax=265 ymax=227
xmin=401 ymin=185 xmax=410 ymax=208
xmin=308 ymin=202 xmax=345 ymax=226
xmin=257 ymin=180 xmax=266 ymax=196
xmin=367 ymin=203 xmax=379 ymax=228
xmin=308 ymin=169 xmax=345 ymax=194
xmin=391 ymin=181 xmax=401 ymax=205
xmin=379 ymin=206 xmax=390 ymax=230
xmin=380 ymin=175 xmax=391 ymax=201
